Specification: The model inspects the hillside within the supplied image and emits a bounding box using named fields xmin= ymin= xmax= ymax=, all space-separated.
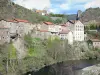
xmin=80 ymin=8 xmax=100 ymax=23
xmin=0 ymin=0 xmax=52 ymax=23
xmin=67 ymin=14 xmax=77 ymax=20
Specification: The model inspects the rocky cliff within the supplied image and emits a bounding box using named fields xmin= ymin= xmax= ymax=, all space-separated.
xmin=80 ymin=8 xmax=100 ymax=23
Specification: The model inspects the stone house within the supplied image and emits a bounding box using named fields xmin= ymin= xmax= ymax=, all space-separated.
xmin=58 ymin=25 xmax=74 ymax=45
xmin=0 ymin=19 xmax=35 ymax=41
xmin=66 ymin=20 xmax=84 ymax=41
xmin=35 ymin=22 xmax=52 ymax=39
xmin=65 ymin=20 xmax=75 ymax=31
xmin=6 ymin=20 xmax=18 ymax=37
xmin=59 ymin=32 xmax=68 ymax=40
xmin=37 ymin=22 xmax=49 ymax=31
xmin=0 ymin=26 xmax=10 ymax=44
xmin=59 ymin=24 xmax=69 ymax=40
xmin=7 ymin=19 xmax=34 ymax=38
xmin=44 ymin=22 xmax=62 ymax=37
xmin=91 ymin=39 xmax=100 ymax=48
xmin=35 ymin=22 xmax=62 ymax=39
xmin=36 ymin=30 xmax=50 ymax=40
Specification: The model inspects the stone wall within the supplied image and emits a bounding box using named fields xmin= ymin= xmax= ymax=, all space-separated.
xmin=0 ymin=28 xmax=10 ymax=44
xmin=0 ymin=20 xmax=36 ymax=44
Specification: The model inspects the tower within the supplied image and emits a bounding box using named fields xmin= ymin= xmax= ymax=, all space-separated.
xmin=76 ymin=10 xmax=82 ymax=20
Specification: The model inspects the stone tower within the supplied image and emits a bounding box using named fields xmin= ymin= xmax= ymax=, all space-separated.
xmin=76 ymin=10 xmax=82 ymax=20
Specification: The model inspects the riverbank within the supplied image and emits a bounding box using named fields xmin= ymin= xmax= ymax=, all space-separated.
xmin=76 ymin=64 xmax=100 ymax=75
xmin=26 ymin=59 xmax=100 ymax=75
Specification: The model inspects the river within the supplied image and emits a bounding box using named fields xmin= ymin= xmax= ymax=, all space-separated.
xmin=25 ymin=59 xmax=100 ymax=75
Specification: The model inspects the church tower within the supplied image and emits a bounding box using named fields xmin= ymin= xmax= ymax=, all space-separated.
xmin=76 ymin=10 xmax=82 ymax=20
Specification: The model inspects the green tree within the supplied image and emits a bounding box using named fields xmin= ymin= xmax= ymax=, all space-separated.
xmin=53 ymin=19 xmax=63 ymax=24
xmin=90 ymin=24 xmax=95 ymax=30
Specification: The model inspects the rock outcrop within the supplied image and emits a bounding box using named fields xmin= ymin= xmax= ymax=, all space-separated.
xmin=76 ymin=64 xmax=100 ymax=75
xmin=13 ymin=38 xmax=27 ymax=59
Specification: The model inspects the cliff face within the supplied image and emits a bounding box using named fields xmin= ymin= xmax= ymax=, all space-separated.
xmin=80 ymin=8 xmax=100 ymax=23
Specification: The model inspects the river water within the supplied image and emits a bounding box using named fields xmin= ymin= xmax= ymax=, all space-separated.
xmin=26 ymin=59 xmax=100 ymax=75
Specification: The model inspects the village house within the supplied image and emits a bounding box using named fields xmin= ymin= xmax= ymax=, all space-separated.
xmin=91 ymin=39 xmax=100 ymax=48
xmin=66 ymin=20 xmax=84 ymax=42
xmin=44 ymin=22 xmax=61 ymax=37
xmin=35 ymin=10 xmax=48 ymax=16
xmin=6 ymin=19 xmax=18 ymax=37
xmin=34 ymin=22 xmax=50 ymax=39
xmin=65 ymin=20 xmax=75 ymax=31
xmin=73 ymin=20 xmax=84 ymax=41
xmin=0 ymin=19 xmax=35 ymax=41
xmin=35 ymin=22 xmax=62 ymax=39
xmin=36 ymin=30 xmax=50 ymax=40
xmin=67 ymin=31 xmax=73 ymax=45
xmin=7 ymin=19 xmax=34 ymax=37
xmin=59 ymin=24 xmax=69 ymax=40
xmin=0 ymin=18 xmax=85 ymax=45
xmin=58 ymin=24 xmax=74 ymax=44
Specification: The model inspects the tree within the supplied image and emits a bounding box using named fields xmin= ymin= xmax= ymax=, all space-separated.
xmin=53 ymin=19 xmax=63 ymax=24
xmin=87 ymin=40 xmax=93 ymax=45
xmin=90 ymin=24 xmax=95 ymax=30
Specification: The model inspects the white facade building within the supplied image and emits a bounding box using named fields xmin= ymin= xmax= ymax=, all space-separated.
xmin=73 ymin=20 xmax=84 ymax=41
xmin=68 ymin=31 xmax=73 ymax=45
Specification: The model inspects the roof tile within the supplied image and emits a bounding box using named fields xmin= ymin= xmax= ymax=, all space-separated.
xmin=44 ymin=22 xmax=53 ymax=25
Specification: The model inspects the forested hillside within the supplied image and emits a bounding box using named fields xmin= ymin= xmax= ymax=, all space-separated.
xmin=0 ymin=0 xmax=52 ymax=23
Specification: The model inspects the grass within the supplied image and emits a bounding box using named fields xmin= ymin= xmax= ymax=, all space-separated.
xmin=25 ymin=36 xmax=45 ymax=57
xmin=8 ymin=43 xmax=17 ymax=59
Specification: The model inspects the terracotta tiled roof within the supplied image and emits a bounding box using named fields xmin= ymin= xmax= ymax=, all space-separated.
xmin=7 ymin=19 xmax=29 ymax=23
xmin=59 ymin=30 xmax=70 ymax=34
xmin=36 ymin=10 xmax=41 ymax=13
xmin=44 ymin=22 xmax=53 ymax=25
xmin=0 ymin=26 xmax=9 ymax=29
xmin=91 ymin=39 xmax=100 ymax=42
xmin=61 ymin=24 xmax=67 ymax=27
xmin=14 ymin=19 xmax=29 ymax=23
xmin=7 ymin=20 xmax=16 ymax=22
xmin=38 ymin=29 xmax=48 ymax=32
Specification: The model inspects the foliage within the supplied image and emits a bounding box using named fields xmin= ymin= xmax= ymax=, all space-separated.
xmin=53 ymin=18 xmax=63 ymax=24
xmin=50 ymin=13 xmax=67 ymax=24
xmin=8 ymin=43 xmax=17 ymax=59
xmin=49 ymin=13 xmax=65 ymax=17
xmin=85 ymin=22 xmax=97 ymax=30
xmin=1 ymin=34 xmax=100 ymax=75
xmin=24 ymin=34 xmax=46 ymax=58
xmin=87 ymin=40 xmax=93 ymax=45
xmin=0 ymin=43 xmax=18 ymax=75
